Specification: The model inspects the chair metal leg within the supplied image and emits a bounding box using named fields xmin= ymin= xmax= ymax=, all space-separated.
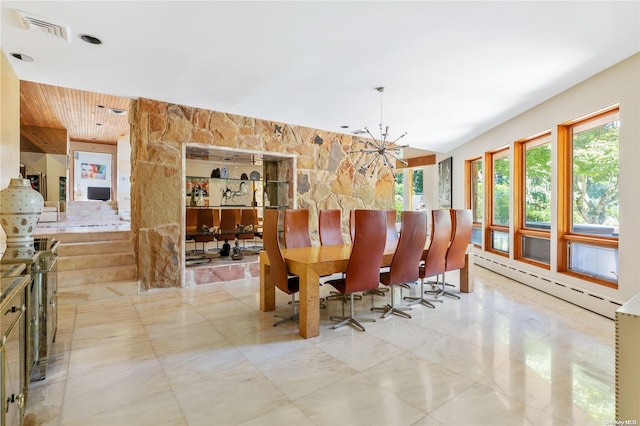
xmin=425 ymin=280 xmax=456 ymax=289
xmin=404 ymin=276 xmax=443 ymax=308
xmin=330 ymin=293 xmax=375 ymax=331
xmin=274 ymin=293 xmax=299 ymax=326
xmin=425 ymin=272 xmax=461 ymax=300
xmin=372 ymin=286 xmax=412 ymax=319
xmin=363 ymin=286 xmax=388 ymax=309
xmin=325 ymin=291 xmax=362 ymax=303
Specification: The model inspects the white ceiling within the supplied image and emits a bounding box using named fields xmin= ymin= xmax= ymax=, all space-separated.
xmin=2 ymin=1 xmax=639 ymax=154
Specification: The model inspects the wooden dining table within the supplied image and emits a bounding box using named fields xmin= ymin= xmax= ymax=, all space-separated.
xmin=259 ymin=243 xmax=474 ymax=339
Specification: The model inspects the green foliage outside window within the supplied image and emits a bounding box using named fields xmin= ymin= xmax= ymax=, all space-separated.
xmin=412 ymin=170 xmax=423 ymax=195
xmin=471 ymin=160 xmax=483 ymax=223
xmin=394 ymin=170 xmax=423 ymax=221
xmin=572 ymin=120 xmax=619 ymax=226
xmin=525 ymin=143 xmax=552 ymax=225
xmin=493 ymin=156 xmax=510 ymax=225
xmin=395 ymin=173 xmax=403 ymax=221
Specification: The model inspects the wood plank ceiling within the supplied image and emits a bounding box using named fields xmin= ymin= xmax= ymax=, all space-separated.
xmin=20 ymin=81 xmax=132 ymax=155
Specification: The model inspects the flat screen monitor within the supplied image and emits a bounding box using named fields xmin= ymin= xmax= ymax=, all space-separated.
xmin=87 ymin=186 xmax=110 ymax=201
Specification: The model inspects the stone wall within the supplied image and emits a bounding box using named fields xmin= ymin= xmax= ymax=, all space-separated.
xmin=130 ymin=97 xmax=395 ymax=290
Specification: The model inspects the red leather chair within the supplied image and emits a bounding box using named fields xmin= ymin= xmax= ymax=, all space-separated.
xmin=438 ymin=209 xmax=472 ymax=299
xmin=215 ymin=208 xmax=239 ymax=247
xmin=324 ymin=210 xmax=386 ymax=331
xmin=194 ymin=208 xmax=217 ymax=252
xmin=385 ymin=209 xmax=399 ymax=251
xmin=349 ymin=209 xmax=395 ymax=245
xmin=238 ymin=208 xmax=258 ymax=249
xmin=186 ymin=208 xmax=198 ymax=234
xmin=319 ymin=209 xmax=343 ymax=246
xmin=405 ymin=209 xmax=450 ymax=308
xmin=349 ymin=210 xmax=356 ymax=243
xmin=373 ymin=210 xmax=427 ymax=319
xmin=263 ymin=209 xmax=300 ymax=326
xmin=284 ymin=209 xmax=312 ymax=248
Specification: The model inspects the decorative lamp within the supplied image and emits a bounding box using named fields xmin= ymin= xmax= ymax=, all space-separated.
xmin=350 ymin=87 xmax=409 ymax=178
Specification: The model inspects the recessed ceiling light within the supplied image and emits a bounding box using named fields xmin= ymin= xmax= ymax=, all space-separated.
xmin=97 ymin=104 xmax=106 ymax=109
xmin=11 ymin=53 xmax=33 ymax=62
xmin=80 ymin=34 xmax=102 ymax=45
xmin=96 ymin=123 xmax=102 ymax=126
xmin=108 ymin=108 xmax=127 ymax=116
xmin=340 ymin=125 xmax=349 ymax=129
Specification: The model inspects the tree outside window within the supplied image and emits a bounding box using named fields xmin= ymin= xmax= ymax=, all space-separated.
xmin=493 ymin=154 xmax=510 ymax=226
xmin=572 ymin=119 xmax=619 ymax=230
xmin=525 ymin=141 xmax=551 ymax=227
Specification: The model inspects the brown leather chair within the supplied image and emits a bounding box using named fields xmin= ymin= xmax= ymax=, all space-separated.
xmin=326 ymin=210 xmax=363 ymax=303
xmin=263 ymin=209 xmax=300 ymax=326
xmin=319 ymin=209 xmax=343 ymax=246
xmin=385 ymin=209 xmax=399 ymax=251
xmin=324 ymin=210 xmax=386 ymax=331
xmin=349 ymin=210 xmax=356 ymax=243
xmin=215 ymin=208 xmax=239 ymax=247
xmin=437 ymin=209 xmax=473 ymax=299
xmin=186 ymin=208 xmax=198 ymax=234
xmin=194 ymin=208 xmax=217 ymax=252
xmin=238 ymin=208 xmax=258 ymax=249
xmin=373 ymin=210 xmax=427 ymax=319
xmin=405 ymin=209 xmax=450 ymax=308
xmin=348 ymin=210 xmax=397 ymax=244
xmin=284 ymin=209 xmax=312 ymax=248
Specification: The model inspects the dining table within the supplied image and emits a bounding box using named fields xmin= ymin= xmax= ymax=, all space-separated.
xmin=259 ymin=243 xmax=474 ymax=339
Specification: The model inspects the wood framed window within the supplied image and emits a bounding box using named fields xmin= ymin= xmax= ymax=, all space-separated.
xmin=558 ymin=105 xmax=619 ymax=287
xmin=514 ymin=132 xmax=551 ymax=268
xmin=484 ymin=147 xmax=510 ymax=256
xmin=465 ymin=157 xmax=483 ymax=247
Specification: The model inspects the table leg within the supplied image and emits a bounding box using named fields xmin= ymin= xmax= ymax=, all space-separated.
xmin=460 ymin=253 xmax=474 ymax=293
xmin=298 ymin=265 xmax=320 ymax=339
xmin=259 ymin=251 xmax=275 ymax=311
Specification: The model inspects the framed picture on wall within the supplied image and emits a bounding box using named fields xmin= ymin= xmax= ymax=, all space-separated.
xmin=59 ymin=177 xmax=67 ymax=201
xmin=438 ymin=157 xmax=452 ymax=208
xmin=27 ymin=174 xmax=40 ymax=192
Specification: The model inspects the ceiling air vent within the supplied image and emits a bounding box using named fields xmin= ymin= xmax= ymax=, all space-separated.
xmin=16 ymin=10 xmax=71 ymax=42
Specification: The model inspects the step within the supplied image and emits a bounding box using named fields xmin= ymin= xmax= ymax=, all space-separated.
xmin=67 ymin=201 xmax=118 ymax=212
xmin=57 ymin=252 xmax=134 ymax=271
xmin=53 ymin=231 xmax=131 ymax=244
xmin=57 ymin=240 xmax=133 ymax=256
xmin=66 ymin=208 xmax=118 ymax=217
xmin=64 ymin=215 xmax=121 ymax=223
xmin=58 ymin=264 xmax=137 ymax=287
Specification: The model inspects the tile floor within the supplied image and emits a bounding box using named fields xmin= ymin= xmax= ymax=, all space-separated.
xmin=24 ymin=266 xmax=615 ymax=426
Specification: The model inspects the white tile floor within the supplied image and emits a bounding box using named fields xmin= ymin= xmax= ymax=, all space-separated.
xmin=24 ymin=267 xmax=615 ymax=426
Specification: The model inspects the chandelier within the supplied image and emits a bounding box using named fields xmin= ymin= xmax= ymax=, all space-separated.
xmin=350 ymin=87 xmax=408 ymax=178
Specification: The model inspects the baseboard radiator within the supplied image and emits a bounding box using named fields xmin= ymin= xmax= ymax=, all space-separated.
xmin=474 ymin=253 xmax=622 ymax=320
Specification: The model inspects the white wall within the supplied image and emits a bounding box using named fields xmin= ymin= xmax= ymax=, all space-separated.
xmin=19 ymin=152 xmax=68 ymax=202
xmin=46 ymin=154 xmax=66 ymax=201
xmin=0 ymin=50 xmax=21 ymax=248
xmin=439 ymin=53 xmax=640 ymax=304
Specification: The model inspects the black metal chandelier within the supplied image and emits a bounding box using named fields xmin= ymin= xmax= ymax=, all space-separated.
xmin=350 ymin=87 xmax=408 ymax=178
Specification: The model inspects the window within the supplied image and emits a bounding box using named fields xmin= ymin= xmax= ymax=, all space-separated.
xmin=485 ymin=148 xmax=510 ymax=255
xmin=558 ymin=106 xmax=619 ymax=287
xmin=465 ymin=157 xmax=483 ymax=246
xmin=394 ymin=168 xmax=424 ymax=221
xmin=514 ymin=133 xmax=551 ymax=267
xmin=394 ymin=172 xmax=404 ymax=221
